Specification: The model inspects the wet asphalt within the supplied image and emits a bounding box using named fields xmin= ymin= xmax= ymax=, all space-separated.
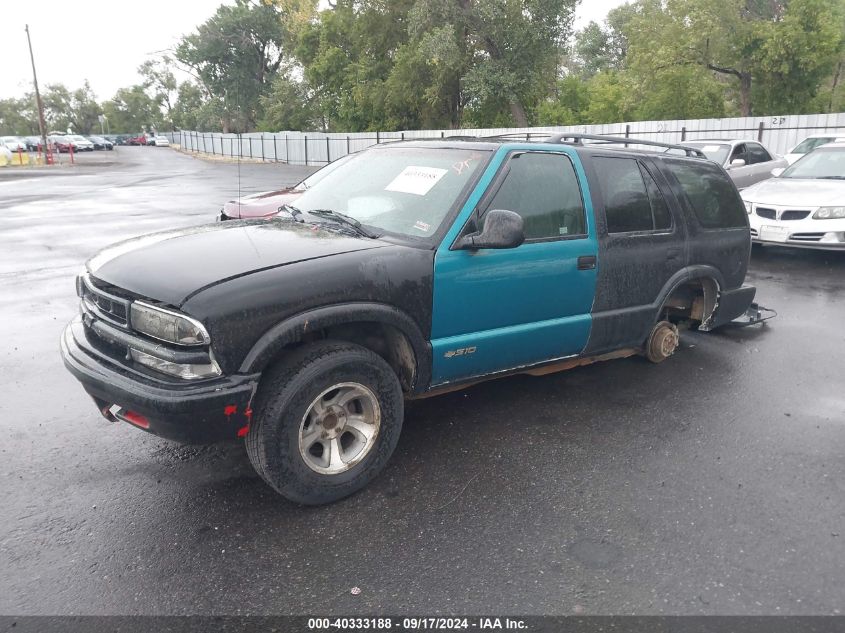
xmin=0 ymin=147 xmax=843 ymax=616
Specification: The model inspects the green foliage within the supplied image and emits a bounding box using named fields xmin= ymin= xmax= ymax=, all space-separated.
xmin=175 ymin=0 xmax=287 ymax=132
xmin=258 ymin=73 xmax=321 ymax=131
xmin=101 ymin=85 xmax=162 ymax=133
xmin=0 ymin=97 xmax=39 ymax=135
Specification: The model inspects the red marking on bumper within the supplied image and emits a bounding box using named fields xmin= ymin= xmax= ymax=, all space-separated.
xmin=224 ymin=405 xmax=237 ymax=417
xmin=122 ymin=411 xmax=150 ymax=429
xmin=237 ymin=424 xmax=250 ymax=438
xmin=244 ymin=407 xmax=253 ymax=421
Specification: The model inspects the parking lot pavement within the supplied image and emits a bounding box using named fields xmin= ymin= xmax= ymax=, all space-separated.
xmin=1 ymin=146 xmax=843 ymax=616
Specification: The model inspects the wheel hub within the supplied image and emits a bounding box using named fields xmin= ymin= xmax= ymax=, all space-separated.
xmin=298 ymin=382 xmax=382 ymax=475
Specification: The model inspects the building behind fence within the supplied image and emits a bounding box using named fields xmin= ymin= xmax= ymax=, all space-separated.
xmin=167 ymin=112 xmax=845 ymax=167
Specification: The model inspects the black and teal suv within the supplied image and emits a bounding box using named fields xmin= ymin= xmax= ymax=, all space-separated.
xmin=61 ymin=134 xmax=757 ymax=505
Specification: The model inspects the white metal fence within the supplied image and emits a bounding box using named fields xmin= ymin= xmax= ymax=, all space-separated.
xmin=168 ymin=112 xmax=845 ymax=166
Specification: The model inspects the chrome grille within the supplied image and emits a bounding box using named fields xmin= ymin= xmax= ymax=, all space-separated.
xmin=80 ymin=275 xmax=130 ymax=327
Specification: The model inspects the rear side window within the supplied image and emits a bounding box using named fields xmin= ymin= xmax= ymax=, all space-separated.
xmin=485 ymin=152 xmax=586 ymax=240
xmin=666 ymin=159 xmax=746 ymax=228
xmin=594 ymin=157 xmax=672 ymax=233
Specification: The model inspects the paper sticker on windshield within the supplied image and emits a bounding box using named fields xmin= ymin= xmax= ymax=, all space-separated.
xmin=413 ymin=220 xmax=431 ymax=232
xmin=385 ymin=166 xmax=448 ymax=196
xmin=702 ymin=145 xmax=722 ymax=152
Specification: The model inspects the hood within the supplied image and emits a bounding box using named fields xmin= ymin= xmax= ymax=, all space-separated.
xmin=741 ymin=178 xmax=845 ymax=207
xmin=222 ymin=188 xmax=303 ymax=219
xmin=87 ymin=220 xmax=389 ymax=307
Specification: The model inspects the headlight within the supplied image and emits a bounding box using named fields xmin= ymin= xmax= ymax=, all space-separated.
xmin=129 ymin=301 xmax=210 ymax=346
xmin=813 ymin=206 xmax=845 ymax=219
xmin=744 ymin=201 xmax=753 ymax=214
xmin=130 ymin=349 xmax=221 ymax=380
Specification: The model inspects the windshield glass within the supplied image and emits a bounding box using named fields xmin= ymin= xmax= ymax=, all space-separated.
xmin=791 ymin=137 xmax=834 ymax=154
xmin=781 ymin=147 xmax=845 ymax=179
xmin=291 ymin=146 xmax=490 ymax=238
xmin=683 ymin=142 xmax=732 ymax=165
xmin=295 ymin=153 xmax=355 ymax=191
xmin=69 ymin=135 xmax=86 ymax=141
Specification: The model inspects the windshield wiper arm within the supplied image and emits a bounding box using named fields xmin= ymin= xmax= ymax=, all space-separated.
xmin=278 ymin=203 xmax=305 ymax=221
xmin=306 ymin=209 xmax=379 ymax=238
xmin=818 ymin=176 xmax=845 ymax=180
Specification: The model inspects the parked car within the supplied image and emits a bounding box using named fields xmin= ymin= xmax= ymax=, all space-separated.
xmin=742 ymin=142 xmax=845 ymax=249
xmin=61 ymin=135 xmax=757 ymax=505
xmin=124 ymin=134 xmax=147 ymax=146
xmin=66 ymin=135 xmax=95 ymax=151
xmin=219 ymin=154 xmax=356 ymax=220
xmin=24 ymin=136 xmax=43 ymax=151
xmin=153 ymin=135 xmax=170 ymax=147
xmin=49 ymin=135 xmax=72 ymax=153
xmin=1 ymin=136 xmax=27 ymax=153
xmin=88 ymin=136 xmax=114 ymax=150
xmin=783 ymin=134 xmax=845 ymax=165
xmin=668 ymin=140 xmax=787 ymax=189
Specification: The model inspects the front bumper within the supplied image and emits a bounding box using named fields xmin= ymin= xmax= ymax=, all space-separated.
xmin=61 ymin=318 xmax=259 ymax=444
xmin=749 ymin=215 xmax=845 ymax=249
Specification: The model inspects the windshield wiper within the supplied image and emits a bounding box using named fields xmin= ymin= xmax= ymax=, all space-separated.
xmin=306 ymin=209 xmax=379 ymax=238
xmin=818 ymin=176 xmax=845 ymax=180
xmin=278 ymin=204 xmax=305 ymax=222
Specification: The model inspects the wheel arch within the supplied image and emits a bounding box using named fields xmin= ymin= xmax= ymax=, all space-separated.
xmin=655 ymin=265 xmax=725 ymax=330
xmin=239 ymin=303 xmax=432 ymax=394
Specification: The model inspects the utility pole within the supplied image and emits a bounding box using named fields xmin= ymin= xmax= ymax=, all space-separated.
xmin=25 ymin=24 xmax=49 ymax=164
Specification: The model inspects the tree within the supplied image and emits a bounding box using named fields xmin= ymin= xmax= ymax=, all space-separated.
xmin=621 ymin=0 xmax=845 ymax=116
xmin=139 ymin=58 xmax=179 ymax=127
xmin=175 ymin=0 xmax=288 ymax=132
xmin=258 ymin=73 xmax=321 ymax=131
xmin=101 ymin=85 xmax=162 ymax=133
xmin=0 ymin=97 xmax=39 ymax=135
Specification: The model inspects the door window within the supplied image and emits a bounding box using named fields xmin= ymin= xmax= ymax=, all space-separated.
xmin=746 ymin=143 xmax=772 ymax=164
xmin=730 ymin=144 xmax=748 ymax=165
xmin=595 ymin=157 xmax=672 ymax=234
xmin=483 ymin=152 xmax=586 ymax=241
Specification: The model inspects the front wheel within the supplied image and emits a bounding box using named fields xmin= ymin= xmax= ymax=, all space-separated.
xmin=246 ymin=341 xmax=404 ymax=505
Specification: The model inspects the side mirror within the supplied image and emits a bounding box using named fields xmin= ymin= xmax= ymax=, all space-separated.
xmin=770 ymin=167 xmax=785 ymax=177
xmin=457 ymin=209 xmax=525 ymax=250
xmin=729 ymin=158 xmax=747 ymax=168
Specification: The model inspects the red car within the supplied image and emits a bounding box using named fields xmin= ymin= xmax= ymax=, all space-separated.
xmin=219 ymin=154 xmax=354 ymax=220
xmin=124 ymin=134 xmax=148 ymax=146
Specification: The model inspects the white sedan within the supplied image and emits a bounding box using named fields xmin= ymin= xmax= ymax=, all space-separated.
xmin=153 ymin=135 xmax=170 ymax=147
xmin=742 ymin=143 xmax=845 ymax=249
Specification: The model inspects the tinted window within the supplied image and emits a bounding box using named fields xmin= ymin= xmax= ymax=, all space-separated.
xmin=640 ymin=164 xmax=672 ymax=230
xmin=485 ymin=152 xmax=586 ymax=240
xmin=595 ymin=157 xmax=671 ymax=233
xmin=666 ymin=159 xmax=746 ymax=228
xmin=746 ymin=143 xmax=772 ymax=164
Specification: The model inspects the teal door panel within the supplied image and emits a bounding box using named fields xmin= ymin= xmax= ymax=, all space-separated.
xmin=431 ymin=146 xmax=598 ymax=385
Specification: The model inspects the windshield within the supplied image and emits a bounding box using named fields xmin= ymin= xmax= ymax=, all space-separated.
xmin=683 ymin=143 xmax=732 ymax=165
xmin=791 ymin=137 xmax=834 ymax=154
xmin=291 ymin=146 xmax=490 ymax=238
xmin=69 ymin=135 xmax=86 ymax=141
xmin=781 ymin=147 xmax=845 ymax=179
xmin=295 ymin=153 xmax=355 ymax=191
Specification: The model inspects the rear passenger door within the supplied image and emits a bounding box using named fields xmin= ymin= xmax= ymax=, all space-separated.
xmin=582 ymin=155 xmax=686 ymax=355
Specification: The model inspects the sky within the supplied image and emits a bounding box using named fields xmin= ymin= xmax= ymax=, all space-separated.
xmin=0 ymin=0 xmax=628 ymax=101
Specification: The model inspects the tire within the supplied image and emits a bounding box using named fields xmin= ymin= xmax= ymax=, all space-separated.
xmin=246 ymin=340 xmax=404 ymax=505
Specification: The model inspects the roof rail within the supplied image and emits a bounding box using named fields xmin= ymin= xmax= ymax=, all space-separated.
xmin=545 ymin=133 xmax=706 ymax=158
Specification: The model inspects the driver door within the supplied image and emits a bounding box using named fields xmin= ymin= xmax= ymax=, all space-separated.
xmin=430 ymin=150 xmax=598 ymax=385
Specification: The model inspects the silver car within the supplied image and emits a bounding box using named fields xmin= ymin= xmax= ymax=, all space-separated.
xmin=672 ymin=140 xmax=788 ymax=190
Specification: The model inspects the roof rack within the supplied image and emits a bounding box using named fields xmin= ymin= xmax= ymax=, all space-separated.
xmin=544 ymin=133 xmax=706 ymax=158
